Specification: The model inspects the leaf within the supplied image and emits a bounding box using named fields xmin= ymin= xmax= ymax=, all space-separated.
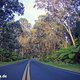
xmin=68 ymin=54 xmax=75 ymax=59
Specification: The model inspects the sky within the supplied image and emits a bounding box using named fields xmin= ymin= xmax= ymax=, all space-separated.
xmin=14 ymin=0 xmax=46 ymax=26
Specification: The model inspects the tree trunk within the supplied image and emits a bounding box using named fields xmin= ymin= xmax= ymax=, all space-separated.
xmin=68 ymin=30 xmax=76 ymax=46
xmin=64 ymin=25 xmax=76 ymax=47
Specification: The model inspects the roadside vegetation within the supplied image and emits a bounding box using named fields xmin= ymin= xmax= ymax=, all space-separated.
xmin=40 ymin=45 xmax=80 ymax=63
xmin=41 ymin=61 xmax=80 ymax=73
xmin=0 ymin=59 xmax=26 ymax=66
xmin=0 ymin=48 xmax=25 ymax=62
xmin=39 ymin=45 xmax=80 ymax=73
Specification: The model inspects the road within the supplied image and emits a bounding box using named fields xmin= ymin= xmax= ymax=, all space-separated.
xmin=0 ymin=59 xmax=80 ymax=80
xmin=0 ymin=60 xmax=28 ymax=80
xmin=30 ymin=60 xmax=80 ymax=80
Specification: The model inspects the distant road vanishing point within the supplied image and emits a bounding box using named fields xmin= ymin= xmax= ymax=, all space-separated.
xmin=0 ymin=59 xmax=80 ymax=80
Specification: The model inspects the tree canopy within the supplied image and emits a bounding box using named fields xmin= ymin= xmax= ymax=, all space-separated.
xmin=0 ymin=0 xmax=24 ymax=26
xmin=0 ymin=0 xmax=80 ymax=63
xmin=35 ymin=0 xmax=80 ymax=46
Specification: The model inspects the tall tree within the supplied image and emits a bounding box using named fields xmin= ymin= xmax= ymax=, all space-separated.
xmin=35 ymin=0 xmax=80 ymax=46
xmin=0 ymin=0 xmax=24 ymax=56
xmin=17 ymin=18 xmax=31 ymax=57
xmin=30 ymin=17 xmax=67 ymax=58
xmin=0 ymin=21 xmax=22 ymax=52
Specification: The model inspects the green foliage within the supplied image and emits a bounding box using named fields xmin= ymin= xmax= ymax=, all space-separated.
xmin=11 ymin=52 xmax=18 ymax=61
xmin=0 ymin=22 xmax=21 ymax=52
xmin=44 ymin=55 xmax=53 ymax=62
xmin=39 ymin=53 xmax=54 ymax=62
xmin=0 ymin=48 xmax=23 ymax=62
xmin=53 ymin=46 xmax=80 ymax=63
xmin=0 ymin=48 xmax=11 ymax=62
xmin=0 ymin=48 xmax=4 ymax=54
xmin=69 ymin=54 xmax=75 ymax=59
xmin=0 ymin=0 xmax=24 ymax=26
xmin=73 ymin=20 xmax=80 ymax=45
xmin=38 ymin=45 xmax=80 ymax=64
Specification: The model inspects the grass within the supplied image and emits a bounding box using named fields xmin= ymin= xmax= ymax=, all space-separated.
xmin=41 ymin=61 xmax=80 ymax=73
xmin=0 ymin=59 xmax=26 ymax=67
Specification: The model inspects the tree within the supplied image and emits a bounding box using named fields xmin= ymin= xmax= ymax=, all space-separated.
xmin=17 ymin=18 xmax=32 ymax=57
xmin=0 ymin=21 xmax=22 ymax=53
xmin=35 ymin=0 xmax=80 ymax=46
xmin=0 ymin=0 xmax=24 ymax=58
xmin=73 ymin=20 xmax=80 ymax=44
xmin=0 ymin=0 xmax=24 ymax=26
xmin=0 ymin=48 xmax=11 ymax=62
xmin=29 ymin=16 xmax=67 ymax=59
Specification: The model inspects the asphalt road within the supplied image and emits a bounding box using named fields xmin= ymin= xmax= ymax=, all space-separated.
xmin=30 ymin=60 xmax=80 ymax=80
xmin=0 ymin=59 xmax=80 ymax=80
xmin=0 ymin=60 xmax=28 ymax=80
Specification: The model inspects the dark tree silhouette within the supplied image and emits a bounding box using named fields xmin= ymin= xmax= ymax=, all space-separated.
xmin=0 ymin=0 xmax=24 ymax=26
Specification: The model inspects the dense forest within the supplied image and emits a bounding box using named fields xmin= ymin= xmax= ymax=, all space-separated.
xmin=0 ymin=0 xmax=80 ymax=64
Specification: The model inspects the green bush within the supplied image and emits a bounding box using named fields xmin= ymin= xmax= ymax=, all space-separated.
xmin=11 ymin=52 xmax=18 ymax=61
xmin=53 ymin=46 xmax=80 ymax=63
xmin=0 ymin=48 xmax=11 ymax=62
xmin=0 ymin=48 xmax=24 ymax=62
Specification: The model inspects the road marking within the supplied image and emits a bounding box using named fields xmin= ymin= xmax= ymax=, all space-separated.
xmin=27 ymin=63 xmax=30 ymax=80
xmin=22 ymin=62 xmax=30 ymax=80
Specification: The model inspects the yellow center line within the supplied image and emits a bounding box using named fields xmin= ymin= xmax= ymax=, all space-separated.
xmin=22 ymin=62 xmax=30 ymax=80
xmin=27 ymin=63 xmax=30 ymax=80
